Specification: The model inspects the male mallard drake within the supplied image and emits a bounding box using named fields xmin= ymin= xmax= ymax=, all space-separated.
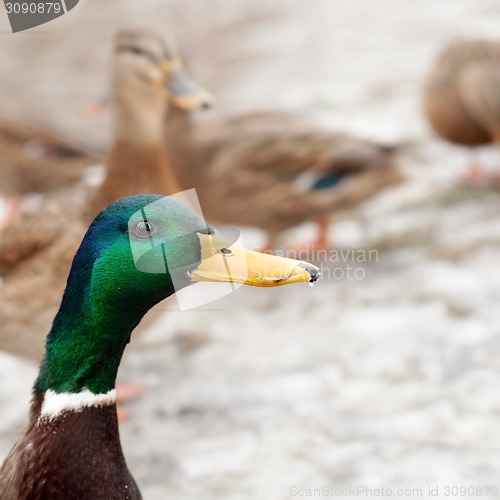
xmin=166 ymin=109 xmax=401 ymax=250
xmin=0 ymin=28 xmax=210 ymax=362
xmin=0 ymin=194 xmax=319 ymax=499
xmin=423 ymin=39 xmax=500 ymax=181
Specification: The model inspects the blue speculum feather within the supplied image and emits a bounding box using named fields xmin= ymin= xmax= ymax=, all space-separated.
xmin=312 ymin=173 xmax=346 ymax=190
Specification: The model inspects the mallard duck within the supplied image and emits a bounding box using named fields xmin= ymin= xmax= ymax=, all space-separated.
xmin=90 ymin=29 xmax=212 ymax=218
xmin=87 ymin=33 xmax=398 ymax=252
xmin=166 ymin=110 xmax=401 ymax=250
xmin=0 ymin=28 xmax=210 ymax=362
xmin=423 ymin=39 xmax=500 ymax=181
xmin=0 ymin=194 xmax=319 ymax=499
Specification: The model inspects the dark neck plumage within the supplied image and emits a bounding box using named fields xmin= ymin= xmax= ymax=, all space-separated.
xmin=0 ymin=392 xmax=142 ymax=500
xmin=2 ymin=311 xmax=145 ymax=499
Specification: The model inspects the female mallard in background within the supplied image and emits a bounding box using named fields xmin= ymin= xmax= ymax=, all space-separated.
xmin=91 ymin=29 xmax=211 ymax=217
xmin=0 ymin=28 xmax=211 ymax=362
xmin=166 ymin=109 xmax=401 ymax=251
xmin=0 ymin=194 xmax=319 ymax=499
xmin=423 ymin=39 xmax=500 ymax=182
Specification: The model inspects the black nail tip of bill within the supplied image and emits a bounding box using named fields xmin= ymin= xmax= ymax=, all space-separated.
xmin=298 ymin=262 xmax=320 ymax=283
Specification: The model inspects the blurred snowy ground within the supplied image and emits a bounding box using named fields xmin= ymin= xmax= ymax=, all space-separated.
xmin=1 ymin=0 xmax=500 ymax=499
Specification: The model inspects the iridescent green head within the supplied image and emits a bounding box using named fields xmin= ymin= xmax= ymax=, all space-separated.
xmin=35 ymin=194 xmax=318 ymax=395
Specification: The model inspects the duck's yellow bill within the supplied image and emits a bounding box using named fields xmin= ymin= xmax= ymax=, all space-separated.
xmin=189 ymin=233 xmax=320 ymax=287
xmin=163 ymin=59 xmax=214 ymax=111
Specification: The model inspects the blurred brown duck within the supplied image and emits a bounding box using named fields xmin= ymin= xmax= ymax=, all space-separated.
xmin=423 ymin=39 xmax=500 ymax=181
xmin=0 ymin=117 xmax=99 ymax=233
xmin=0 ymin=118 xmax=97 ymax=193
xmin=0 ymin=28 xmax=211 ymax=362
xmin=166 ymin=108 xmax=401 ymax=251
xmin=92 ymin=30 xmax=211 ymax=215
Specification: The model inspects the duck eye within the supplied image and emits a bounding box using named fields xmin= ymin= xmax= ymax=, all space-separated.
xmin=134 ymin=220 xmax=156 ymax=238
xmin=220 ymin=248 xmax=232 ymax=255
xmin=124 ymin=45 xmax=159 ymax=64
